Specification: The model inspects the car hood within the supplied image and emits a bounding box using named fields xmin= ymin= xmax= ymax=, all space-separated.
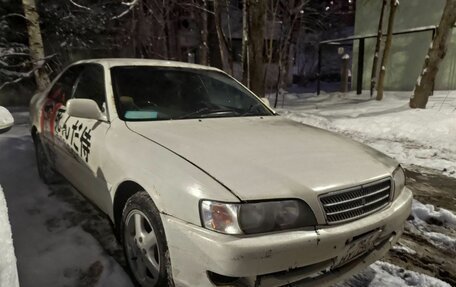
xmin=126 ymin=116 xmax=397 ymax=201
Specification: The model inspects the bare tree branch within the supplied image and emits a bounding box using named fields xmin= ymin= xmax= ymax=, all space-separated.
xmin=69 ymin=0 xmax=91 ymax=11
xmin=0 ymin=54 xmax=56 ymax=90
xmin=112 ymin=0 xmax=140 ymax=20
xmin=0 ymin=66 xmax=37 ymax=90
xmin=0 ymin=53 xmax=56 ymax=68
xmin=0 ymin=52 xmax=30 ymax=58
xmin=177 ymin=2 xmax=214 ymax=15
xmin=0 ymin=13 xmax=31 ymax=22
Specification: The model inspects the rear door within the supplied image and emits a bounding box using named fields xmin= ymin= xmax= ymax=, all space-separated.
xmin=40 ymin=66 xmax=82 ymax=165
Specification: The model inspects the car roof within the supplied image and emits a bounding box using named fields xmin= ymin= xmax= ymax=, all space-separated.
xmin=71 ymin=58 xmax=223 ymax=72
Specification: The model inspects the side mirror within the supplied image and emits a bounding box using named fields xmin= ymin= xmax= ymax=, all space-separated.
xmin=0 ymin=106 xmax=14 ymax=134
xmin=67 ymin=99 xmax=106 ymax=121
xmin=260 ymin=97 xmax=271 ymax=108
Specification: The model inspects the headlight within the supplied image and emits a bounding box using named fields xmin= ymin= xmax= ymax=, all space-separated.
xmin=200 ymin=200 xmax=317 ymax=235
xmin=393 ymin=166 xmax=406 ymax=199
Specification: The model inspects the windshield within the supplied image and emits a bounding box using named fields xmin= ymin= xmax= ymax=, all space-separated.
xmin=110 ymin=66 xmax=273 ymax=121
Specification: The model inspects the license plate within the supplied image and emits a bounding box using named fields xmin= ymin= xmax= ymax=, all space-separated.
xmin=334 ymin=229 xmax=382 ymax=268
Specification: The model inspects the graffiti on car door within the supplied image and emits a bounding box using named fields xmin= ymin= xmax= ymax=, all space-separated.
xmin=53 ymin=108 xmax=93 ymax=163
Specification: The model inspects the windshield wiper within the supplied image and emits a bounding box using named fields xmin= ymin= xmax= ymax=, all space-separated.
xmin=176 ymin=107 xmax=237 ymax=119
xmin=240 ymin=103 xmax=266 ymax=116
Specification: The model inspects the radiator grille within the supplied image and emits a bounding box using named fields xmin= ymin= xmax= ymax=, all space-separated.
xmin=320 ymin=178 xmax=392 ymax=224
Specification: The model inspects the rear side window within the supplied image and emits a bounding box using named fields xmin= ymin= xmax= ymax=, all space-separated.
xmin=47 ymin=66 xmax=82 ymax=105
xmin=72 ymin=65 xmax=106 ymax=112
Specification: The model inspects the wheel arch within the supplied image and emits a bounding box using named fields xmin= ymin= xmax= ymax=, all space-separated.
xmin=113 ymin=180 xmax=148 ymax=231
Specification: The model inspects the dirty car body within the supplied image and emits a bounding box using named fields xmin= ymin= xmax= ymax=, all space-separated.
xmin=29 ymin=59 xmax=412 ymax=287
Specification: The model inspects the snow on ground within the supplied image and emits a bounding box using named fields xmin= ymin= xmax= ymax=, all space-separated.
xmin=391 ymin=244 xmax=417 ymax=255
xmin=336 ymin=199 xmax=455 ymax=287
xmin=0 ymin=106 xmax=14 ymax=130
xmin=412 ymin=199 xmax=456 ymax=228
xmin=0 ymin=185 xmax=19 ymax=287
xmin=0 ymin=110 xmax=133 ymax=287
xmin=273 ymin=91 xmax=456 ymax=178
xmin=338 ymin=261 xmax=451 ymax=287
xmin=407 ymin=200 xmax=456 ymax=252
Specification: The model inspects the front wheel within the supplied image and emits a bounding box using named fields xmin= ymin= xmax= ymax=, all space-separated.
xmin=121 ymin=191 xmax=173 ymax=287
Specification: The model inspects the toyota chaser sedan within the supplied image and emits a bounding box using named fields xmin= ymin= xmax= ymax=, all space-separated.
xmin=29 ymin=59 xmax=412 ymax=287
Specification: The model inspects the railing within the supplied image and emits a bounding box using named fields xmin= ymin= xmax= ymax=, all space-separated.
xmin=316 ymin=25 xmax=439 ymax=95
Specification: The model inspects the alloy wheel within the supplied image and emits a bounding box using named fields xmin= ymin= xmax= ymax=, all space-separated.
xmin=124 ymin=209 xmax=161 ymax=286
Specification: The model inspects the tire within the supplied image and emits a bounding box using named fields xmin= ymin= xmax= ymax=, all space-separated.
xmin=34 ymin=137 xmax=60 ymax=184
xmin=121 ymin=191 xmax=174 ymax=287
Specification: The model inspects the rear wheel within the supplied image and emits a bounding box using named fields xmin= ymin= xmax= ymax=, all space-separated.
xmin=34 ymin=137 xmax=59 ymax=184
xmin=121 ymin=191 xmax=173 ymax=287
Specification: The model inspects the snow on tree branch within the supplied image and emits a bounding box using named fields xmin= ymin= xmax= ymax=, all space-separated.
xmin=112 ymin=0 xmax=140 ymax=20
xmin=0 ymin=13 xmax=31 ymax=22
xmin=69 ymin=0 xmax=91 ymax=11
xmin=0 ymin=54 xmax=56 ymax=91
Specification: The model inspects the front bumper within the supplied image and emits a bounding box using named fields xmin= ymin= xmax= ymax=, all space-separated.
xmin=162 ymin=187 xmax=412 ymax=287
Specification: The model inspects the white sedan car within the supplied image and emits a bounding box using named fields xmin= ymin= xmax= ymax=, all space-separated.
xmin=30 ymin=59 xmax=412 ymax=287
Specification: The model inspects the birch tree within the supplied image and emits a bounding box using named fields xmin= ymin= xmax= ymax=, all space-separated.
xmin=410 ymin=0 xmax=456 ymax=109
xmin=376 ymin=0 xmax=398 ymax=101
xmin=22 ymin=0 xmax=49 ymax=91
xmin=370 ymin=0 xmax=387 ymax=97
xmin=213 ymin=0 xmax=233 ymax=74
xmin=197 ymin=0 xmax=209 ymax=65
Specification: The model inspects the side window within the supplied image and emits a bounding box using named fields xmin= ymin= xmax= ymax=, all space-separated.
xmin=47 ymin=66 xmax=82 ymax=105
xmin=72 ymin=65 xmax=107 ymax=113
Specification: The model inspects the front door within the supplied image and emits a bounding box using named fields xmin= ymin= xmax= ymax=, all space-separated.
xmin=53 ymin=64 xmax=112 ymax=214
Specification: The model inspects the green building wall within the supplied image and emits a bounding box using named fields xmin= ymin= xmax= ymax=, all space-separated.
xmin=352 ymin=0 xmax=456 ymax=91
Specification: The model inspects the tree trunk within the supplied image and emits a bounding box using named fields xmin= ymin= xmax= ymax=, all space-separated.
xmin=410 ymin=0 xmax=456 ymax=108
xmin=275 ymin=0 xmax=303 ymax=93
xmin=245 ymin=0 xmax=266 ymax=97
xmin=214 ymin=0 xmax=233 ymax=74
xmin=370 ymin=0 xmax=387 ymax=97
xmin=22 ymin=0 xmax=49 ymax=91
xmin=241 ymin=0 xmax=249 ymax=85
xmin=198 ymin=0 xmax=209 ymax=65
xmin=264 ymin=0 xmax=279 ymax=92
xmin=376 ymin=0 xmax=398 ymax=101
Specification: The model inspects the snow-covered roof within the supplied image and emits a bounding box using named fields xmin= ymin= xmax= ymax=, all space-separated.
xmin=71 ymin=58 xmax=222 ymax=72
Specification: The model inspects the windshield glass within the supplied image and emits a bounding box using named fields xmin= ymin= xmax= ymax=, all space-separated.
xmin=110 ymin=66 xmax=273 ymax=121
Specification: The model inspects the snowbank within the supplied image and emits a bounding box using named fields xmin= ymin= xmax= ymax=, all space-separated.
xmin=0 ymin=107 xmax=14 ymax=130
xmin=409 ymin=200 xmax=456 ymax=252
xmin=277 ymin=91 xmax=456 ymax=177
xmin=370 ymin=261 xmax=451 ymax=287
xmin=338 ymin=261 xmax=451 ymax=287
xmin=0 ymin=185 xmax=19 ymax=287
xmin=392 ymin=244 xmax=417 ymax=255
xmin=412 ymin=199 xmax=456 ymax=228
